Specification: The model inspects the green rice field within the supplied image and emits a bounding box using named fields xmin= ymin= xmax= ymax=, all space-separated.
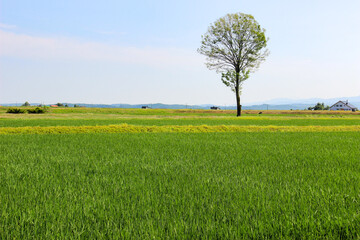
xmin=1 ymin=107 xmax=360 ymax=239
xmin=1 ymin=116 xmax=360 ymax=128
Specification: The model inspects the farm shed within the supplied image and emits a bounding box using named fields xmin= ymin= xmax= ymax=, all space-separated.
xmin=329 ymin=101 xmax=358 ymax=111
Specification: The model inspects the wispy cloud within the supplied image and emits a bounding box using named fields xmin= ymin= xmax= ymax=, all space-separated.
xmin=0 ymin=30 xmax=202 ymax=68
xmin=0 ymin=23 xmax=16 ymax=29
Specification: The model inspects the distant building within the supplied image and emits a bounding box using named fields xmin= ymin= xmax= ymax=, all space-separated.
xmin=141 ymin=106 xmax=151 ymax=109
xmin=329 ymin=101 xmax=358 ymax=111
xmin=50 ymin=105 xmax=58 ymax=107
xmin=210 ymin=106 xmax=221 ymax=110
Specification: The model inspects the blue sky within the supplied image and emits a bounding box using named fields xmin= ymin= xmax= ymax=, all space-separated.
xmin=1 ymin=0 xmax=359 ymax=105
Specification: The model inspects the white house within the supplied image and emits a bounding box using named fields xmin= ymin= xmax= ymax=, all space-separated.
xmin=329 ymin=100 xmax=358 ymax=111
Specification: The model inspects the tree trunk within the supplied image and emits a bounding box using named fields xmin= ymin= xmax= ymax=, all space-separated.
xmin=236 ymin=90 xmax=241 ymax=117
xmin=235 ymin=70 xmax=242 ymax=117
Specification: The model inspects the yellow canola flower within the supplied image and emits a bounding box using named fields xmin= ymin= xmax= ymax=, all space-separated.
xmin=1 ymin=124 xmax=360 ymax=134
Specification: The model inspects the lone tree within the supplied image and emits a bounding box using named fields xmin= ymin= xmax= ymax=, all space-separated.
xmin=22 ymin=101 xmax=30 ymax=107
xmin=198 ymin=13 xmax=269 ymax=116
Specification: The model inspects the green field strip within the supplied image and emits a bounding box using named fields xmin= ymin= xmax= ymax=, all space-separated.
xmin=1 ymin=116 xmax=360 ymax=128
xmin=2 ymin=124 xmax=360 ymax=134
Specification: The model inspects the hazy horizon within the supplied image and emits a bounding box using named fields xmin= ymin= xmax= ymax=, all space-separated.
xmin=2 ymin=94 xmax=360 ymax=107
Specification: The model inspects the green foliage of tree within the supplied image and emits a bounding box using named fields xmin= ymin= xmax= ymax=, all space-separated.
xmin=56 ymin=103 xmax=64 ymax=107
xmin=22 ymin=101 xmax=30 ymax=107
xmin=198 ymin=13 xmax=269 ymax=116
xmin=308 ymin=103 xmax=330 ymax=110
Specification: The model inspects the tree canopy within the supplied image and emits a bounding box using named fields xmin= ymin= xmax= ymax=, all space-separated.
xmin=308 ymin=103 xmax=330 ymax=111
xmin=22 ymin=101 xmax=30 ymax=107
xmin=198 ymin=13 xmax=269 ymax=116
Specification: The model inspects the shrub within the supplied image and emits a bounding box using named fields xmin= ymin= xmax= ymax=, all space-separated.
xmin=27 ymin=107 xmax=47 ymax=114
xmin=6 ymin=108 xmax=27 ymax=114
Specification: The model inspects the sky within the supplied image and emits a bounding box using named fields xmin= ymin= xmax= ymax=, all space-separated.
xmin=1 ymin=0 xmax=359 ymax=105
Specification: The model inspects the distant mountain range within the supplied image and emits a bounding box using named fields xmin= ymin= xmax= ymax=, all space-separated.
xmin=2 ymin=96 xmax=360 ymax=110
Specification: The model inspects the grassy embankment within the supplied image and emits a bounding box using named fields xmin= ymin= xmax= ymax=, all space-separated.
xmin=1 ymin=105 xmax=360 ymax=116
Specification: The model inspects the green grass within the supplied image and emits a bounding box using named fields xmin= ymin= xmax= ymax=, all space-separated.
xmin=1 ymin=108 xmax=360 ymax=238
xmin=1 ymin=116 xmax=360 ymax=127
xmin=1 ymin=132 xmax=360 ymax=239
xmin=1 ymin=107 xmax=235 ymax=116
